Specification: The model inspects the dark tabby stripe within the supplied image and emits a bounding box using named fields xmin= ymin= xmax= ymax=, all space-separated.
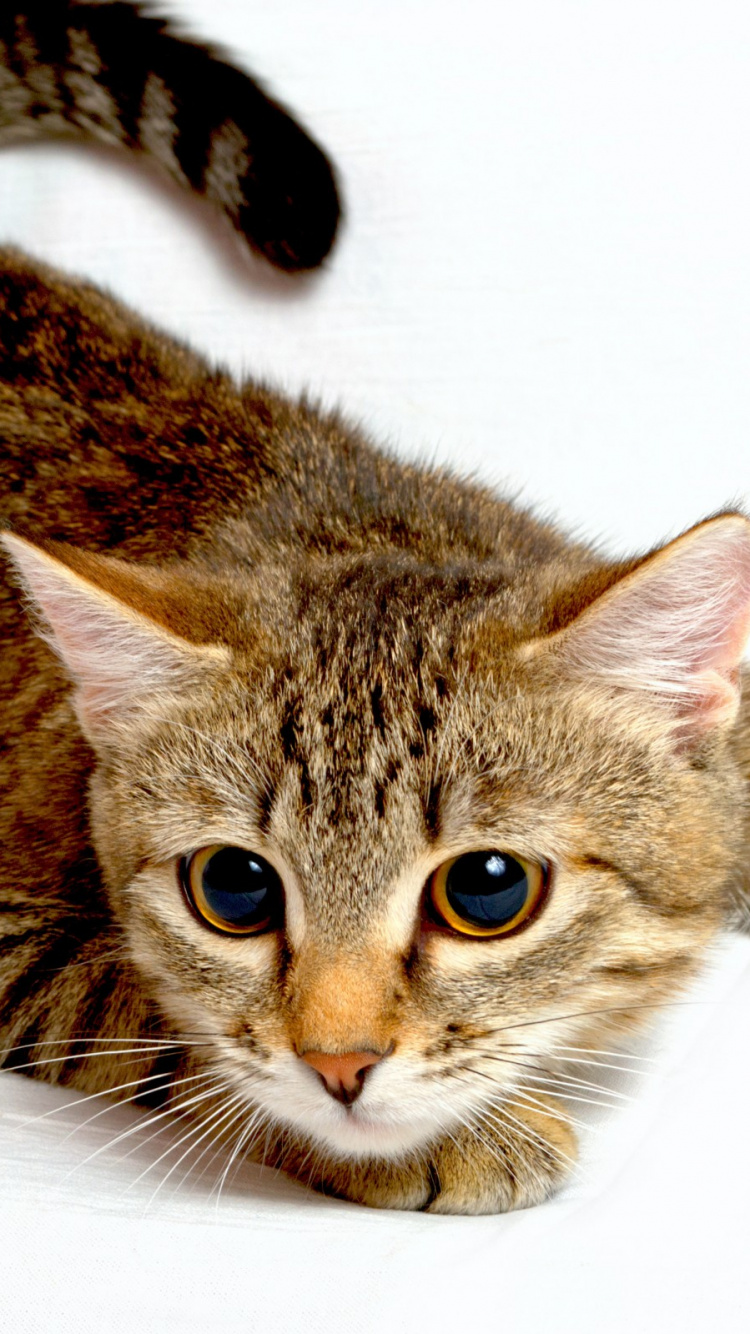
xmin=0 ymin=1 xmax=340 ymax=270
xmin=0 ymin=925 xmax=87 ymax=1030
xmin=0 ymin=920 xmax=176 ymax=1092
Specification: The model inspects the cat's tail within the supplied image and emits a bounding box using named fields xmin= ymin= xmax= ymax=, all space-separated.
xmin=0 ymin=1 xmax=340 ymax=271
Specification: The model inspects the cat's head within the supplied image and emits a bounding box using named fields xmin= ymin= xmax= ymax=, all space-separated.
xmin=4 ymin=513 xmax=750 ymax=1163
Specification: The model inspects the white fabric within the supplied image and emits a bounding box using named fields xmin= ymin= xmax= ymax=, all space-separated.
xmin=1 ymin=1 xmax=749 ymax=1329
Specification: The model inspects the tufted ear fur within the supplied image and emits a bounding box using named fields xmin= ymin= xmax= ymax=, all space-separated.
xmin=524 ymin=514 xmax=750 ymax=743
xmin=1 ymin=532 xmax=230 ymax=746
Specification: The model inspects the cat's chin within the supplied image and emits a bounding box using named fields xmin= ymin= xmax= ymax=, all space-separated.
xmin=294 ymin=1105 xmax=442 ymax=1161
xmin=240 ymin=1074 xmax=450 ymax=1160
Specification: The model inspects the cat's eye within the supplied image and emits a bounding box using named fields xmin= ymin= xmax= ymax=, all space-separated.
xmin=181 ymin=845 xmax=284 ymax=935
xmin=427 ymin=850 xmax=547 ymax=937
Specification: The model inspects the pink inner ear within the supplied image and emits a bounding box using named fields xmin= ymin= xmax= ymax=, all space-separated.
xmin=556 ymin=517 xmax=750 ymax=734
xmin=1 ymin=532 xmax=201 ymax=736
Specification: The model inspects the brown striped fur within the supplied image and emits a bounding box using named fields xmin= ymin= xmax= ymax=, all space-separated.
xmin=0 ymin=2 xmax=339 ymax=270
xmin=1 ymin=5 xmax=749 ymax=1215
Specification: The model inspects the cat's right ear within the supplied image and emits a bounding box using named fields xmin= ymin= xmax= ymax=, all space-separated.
xmin=521 ymin=513 xmax=750 ymax=747
xmin=1 ymin=533 xmax=230 ymax=747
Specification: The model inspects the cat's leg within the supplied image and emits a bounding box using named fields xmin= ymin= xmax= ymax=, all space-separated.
xmin=421 ymin=1095 xmax=577 ymax=1214
xmin=297 ymin=1093 xmax=576 ymax=1215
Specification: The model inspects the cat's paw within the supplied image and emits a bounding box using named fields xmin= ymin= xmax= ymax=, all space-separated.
xmin=303 ymin=1093 xmax=577 ymax=1215
xmin=424 ymin=1094 xmax=577 ymax=1215
xmin=319 ymin=1155 xmax=435 ymax=1212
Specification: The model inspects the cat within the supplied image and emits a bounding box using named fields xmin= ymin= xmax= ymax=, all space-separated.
xmin=1 ymin=0 xmax=749 ymax=1216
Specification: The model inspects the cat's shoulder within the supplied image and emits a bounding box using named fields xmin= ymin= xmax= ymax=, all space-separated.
xmin=0 ymin=247 xmax=209 ymax=399
xmin=0 ymin=249 xmax=269 ymax=554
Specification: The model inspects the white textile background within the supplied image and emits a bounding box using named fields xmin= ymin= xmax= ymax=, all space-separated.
xmin=1 ymin=1 xmax=749 ymax=1330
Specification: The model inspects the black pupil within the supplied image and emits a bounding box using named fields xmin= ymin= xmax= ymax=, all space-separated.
xmin=199 ymin=847 xmax=280 ymax=928
xmin=445 ymin=852 xmax=530 ymax=928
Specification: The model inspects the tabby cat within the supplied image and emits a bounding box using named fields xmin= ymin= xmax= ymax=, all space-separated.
xmin=1 ymin=1 xmax=748 ymax=1215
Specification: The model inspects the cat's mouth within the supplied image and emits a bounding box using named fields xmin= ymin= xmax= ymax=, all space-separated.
xmin=290 ymin=1100 xmax=446 ymax=1158
xmin=232 ymin=1056 xmax=465 ymax=1160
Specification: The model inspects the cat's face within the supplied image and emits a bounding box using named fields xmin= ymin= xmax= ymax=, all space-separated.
xmin=4 ymin=517 xmax=748 ymax=1168
xmin=76 ymin=550 xmax=743 ymax=1162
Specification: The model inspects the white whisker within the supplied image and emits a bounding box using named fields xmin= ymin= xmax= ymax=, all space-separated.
xmin=140 ymin=1089 xmax=248 ymax=1210
xmin=468 ymin=1052 xmax=636 ymax=1102
xmin=1 ymin=1044 xmax=185 ymax=1079
xmin=6 ymin=1064 xmax=199 ymax=1138
xmin=212 ymin=1104 xmax=268 ymax=1211
xmin=479 ymin=1104 xmax=583 ymax=1182
xmin=489 ymin=1000 xmax=706 ymax=1036
xmin=176 ymin=1095 xmax=256 ymax=1198
xmin=60 ymin=1069 xmax=212 ymax=1143
xmin=542 ymin=1043 xmax=657 ymax=1064
xmin=62 ymin=1080 xmax=225 ymax=1182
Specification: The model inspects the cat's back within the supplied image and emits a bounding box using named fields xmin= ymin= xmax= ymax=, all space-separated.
xmin=0 ymin=248 xmax=280 ymax=559
xmin=0 ymin=0 xmax=585 ymax=582
xmin=0 ymin=0 xmax=342 ymax=562
xmin=0 ymin=248 xmax=584 ymax=581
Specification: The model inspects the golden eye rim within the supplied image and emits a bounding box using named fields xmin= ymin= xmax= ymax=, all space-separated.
xmin=426 ymin=850 xmax=549 ymax=939
xmin=180 ymin=843 xmax=283 ymax=937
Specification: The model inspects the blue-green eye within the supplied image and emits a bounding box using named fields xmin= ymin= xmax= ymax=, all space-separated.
xmin=182 ymin=845 xmax=284 ymax=935
xmin=428 ymin=851 xmax=547 ymax=937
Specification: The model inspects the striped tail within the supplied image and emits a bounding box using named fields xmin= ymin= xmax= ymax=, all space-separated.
xmin=0 ymin=1 xmax=341 ymax=271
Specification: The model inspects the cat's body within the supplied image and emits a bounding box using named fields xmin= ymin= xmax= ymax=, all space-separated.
xmin=1 ymin=3 xmax=749 ymax=1215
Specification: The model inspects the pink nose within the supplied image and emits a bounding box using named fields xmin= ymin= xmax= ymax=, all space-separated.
xmin=300 ymin=1049 xmax=384 ymax=1105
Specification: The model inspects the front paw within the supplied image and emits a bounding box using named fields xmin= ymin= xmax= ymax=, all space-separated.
xmin=302 ymin=1093 xmax=577 ymax=1214
xmin=425 ymin=1094 xmax=577 ymax=1215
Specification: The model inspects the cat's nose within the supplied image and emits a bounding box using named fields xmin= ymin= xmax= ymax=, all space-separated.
xmin=300 ymin=1049 xmax=385 ymax=1105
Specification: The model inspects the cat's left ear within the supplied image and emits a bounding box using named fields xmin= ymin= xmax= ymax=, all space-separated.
xmin=1 ymin=532 xmax=231 ymax=746
xmin=523 ymin=514 xmax=750 ymax=744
